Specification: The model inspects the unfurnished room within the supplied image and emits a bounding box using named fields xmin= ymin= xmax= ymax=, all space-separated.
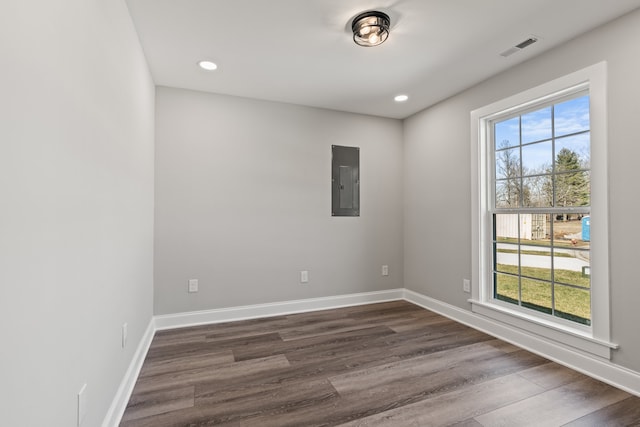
xmin=3 ymin=1 xmax=640 ymax=426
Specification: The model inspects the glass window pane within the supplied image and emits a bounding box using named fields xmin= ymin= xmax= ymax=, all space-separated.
xmin=522 ymin=141 xmax=552 ymax=176
xmin=520 ymin=243 xmax=552 ymax=282
xmin=495 ymin=273 xmax=519 ymax=305
xmin=519 ymin=214 xmax=549 ymax=243
xmin=554 ymin=95 xmax=590 ymax=137
xmin=531 ymin=213 xmax=550 ymax=241
xmin=553 ymin=250 xmax=590 ymax=289
xmin=495 ymin=214 xmax=521 ymax=242
xmin=556 ymin=133 xmax=590 ymax=169
xmin=521 ymin=278 xmax=552 ymax=314
xmin=555 ymin=146 xmax=583 ymax=172
xmin=496 ymin=179 xmax=522 ymax=208
xmin=495 ymin=117 xmax=520 ymax=149
xmin=554 ymin=284 xmax=591 ymax=325
xmin=522 ymin=176 xmax=552 ymax=208
xmin=495 ymin=243 xmax=518 ymax=275
xmin=554 ymin=171 xmax=590 ymax=207
xmin=495 ymin=147 xmax=521 ymax=179
xmin=522 ymin=106 xmax=552 ymax=144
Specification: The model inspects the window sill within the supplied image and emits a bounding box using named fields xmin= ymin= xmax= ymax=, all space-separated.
xmin=469 ymin=299 xmax=617 ymax=359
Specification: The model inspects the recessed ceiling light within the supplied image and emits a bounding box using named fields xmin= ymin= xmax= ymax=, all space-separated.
xmin=198 ymin=60 xmax=218 ymax=71
xmin=394 ymin=94 xmax=409 ymax=102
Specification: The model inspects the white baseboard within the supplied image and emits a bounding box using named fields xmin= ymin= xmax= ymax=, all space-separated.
xmin=403 ymin=288 xmax=640 ymax=397
xmin=102 ymin=318 xmax=156 ymax=427
xmin=154 ymin=289 xmax=405 ymax=330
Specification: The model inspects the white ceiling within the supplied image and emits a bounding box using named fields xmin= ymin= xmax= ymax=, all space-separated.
xmin=125 ymin=0 xmax=640 ymax=119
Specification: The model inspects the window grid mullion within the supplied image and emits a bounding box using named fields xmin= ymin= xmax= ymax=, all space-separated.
xmin=517 ymin=116 xmax=523 ymax=306
xmin=550 ymin=105 xmax=556 ymax=317
xmin=519 ymin=115 xmax=523 ymax=209
xmin=517 ymin=214 xmax=522 ymax=306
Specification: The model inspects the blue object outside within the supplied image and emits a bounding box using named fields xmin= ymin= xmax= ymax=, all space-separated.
xmin=582 ymin=216 xmax=590 ymax=242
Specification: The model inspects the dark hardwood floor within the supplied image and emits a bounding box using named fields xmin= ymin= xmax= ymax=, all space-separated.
xmin=120 ymin=301 xmax=640 ymax=426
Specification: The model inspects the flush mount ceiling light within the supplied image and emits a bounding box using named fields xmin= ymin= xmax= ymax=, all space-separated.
xmin=394 ymin=94 xmax=408 ymax=102
xmin=352 ymin=11 xmax=390 ymax=47
xmin=198 ymin=60 xmax=218 ymax=71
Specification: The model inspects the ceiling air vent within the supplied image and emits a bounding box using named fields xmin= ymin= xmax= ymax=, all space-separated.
xmin=500 ymin=36 xmax=539 ymax=57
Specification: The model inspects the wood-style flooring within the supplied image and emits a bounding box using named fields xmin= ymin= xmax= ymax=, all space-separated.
xmin=120 ymin=301 xmax=640 ymax=426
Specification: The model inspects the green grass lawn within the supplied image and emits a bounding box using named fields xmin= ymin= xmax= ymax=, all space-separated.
xmin=495 ymin=264 xmax=591 ymax=325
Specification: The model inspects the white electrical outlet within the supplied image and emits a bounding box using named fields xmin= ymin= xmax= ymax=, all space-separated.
xmin=121 ymin=323 xmax=127 ymax=348
xmin=188 ymin=279 xmax=199 ymax=293
xmin=463 ymin=279 xmax=471 ymax=293
xmin=77 ymin=383 xmax=87 ymax=426
xmin=300 ymin=270 xmax=309 ymax=283
xmin=382 ymin=265 xmax=389 ymax=276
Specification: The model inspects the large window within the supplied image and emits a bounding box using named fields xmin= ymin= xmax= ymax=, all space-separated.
xmin=492 ymin=93 xmax=591 ymax=326
xmin=470 ymin=63 xmax=615 ymax=358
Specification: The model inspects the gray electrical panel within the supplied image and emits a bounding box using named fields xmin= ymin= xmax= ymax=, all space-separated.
xmin=332 ymin=145 xmax=359 ymax=216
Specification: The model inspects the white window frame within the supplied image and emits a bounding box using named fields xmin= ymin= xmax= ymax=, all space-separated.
xmin=470 ymin=62 xmax=617 ymax=358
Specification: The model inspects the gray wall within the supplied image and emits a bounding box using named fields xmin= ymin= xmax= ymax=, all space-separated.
xmin=404 ymin=9 xmax=640 ymax=372
xmin=154 ymin=87 xmax=404 ymax=314
xmin=0 ymin=1 xmax=155 ymax=426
